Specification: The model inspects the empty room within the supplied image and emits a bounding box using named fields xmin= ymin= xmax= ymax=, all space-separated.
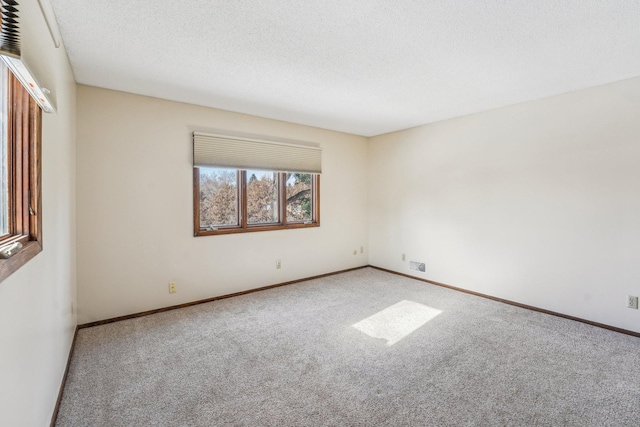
xmin=1 ymin=1 xmax=640 ymax=426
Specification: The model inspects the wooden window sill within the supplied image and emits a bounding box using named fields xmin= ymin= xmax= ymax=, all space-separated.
xmin=0 ymin=240 xmax=42 ymax=282
xmin=195 ymin=222 xmax=319 ymax=237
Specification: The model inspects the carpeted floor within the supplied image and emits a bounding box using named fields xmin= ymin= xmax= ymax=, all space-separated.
xmin=56 ymin=267 xmax=640 ymax=426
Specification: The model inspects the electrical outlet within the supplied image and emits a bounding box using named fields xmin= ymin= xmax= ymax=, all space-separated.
xmin=276 ymin=260 xmax=281 ymax=269
xmin=627 ymin=295 xmax=638 ymax=309
xmin=169 ymin=282 xmax=177 ymax=293
xmin=360 ymin=246 xmax=364 ymax=254
xmin=402 ymin=254 xmax=406 ymax=261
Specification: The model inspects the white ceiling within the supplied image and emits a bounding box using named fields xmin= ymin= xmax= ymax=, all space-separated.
xmin=49 ymin=1 xmax=640 ymax=137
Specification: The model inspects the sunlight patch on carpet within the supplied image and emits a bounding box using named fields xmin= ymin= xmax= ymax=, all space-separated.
xmin=352 ymin=300 xmax=442 ymax=346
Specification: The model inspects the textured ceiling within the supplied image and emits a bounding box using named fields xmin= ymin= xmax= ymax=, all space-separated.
xmin=50 ymin=0 xmax=640 ymax=136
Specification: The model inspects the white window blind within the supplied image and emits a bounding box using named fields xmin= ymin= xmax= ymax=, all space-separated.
xmin=193 ymin=132 xmax=322 ymax=174
xmin=0 ymin=0 xmax=20 ymax=58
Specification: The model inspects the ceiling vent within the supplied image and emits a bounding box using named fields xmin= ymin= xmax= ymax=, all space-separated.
xmin=0 ymin=0 xmax=56 ymax=113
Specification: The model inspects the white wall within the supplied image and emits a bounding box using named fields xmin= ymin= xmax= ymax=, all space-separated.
xmin=369 ymin=76 xmax=640 ymax=333
xmin=76 ymin=86 xmax=369 ymax=323
xmin=0 ymin=1 xmax=77 ymax=426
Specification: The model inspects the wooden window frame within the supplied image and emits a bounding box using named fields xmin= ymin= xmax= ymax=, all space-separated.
xmin=0 ymin=72 xmax=43 ymax=283
xmin=194 ymin=169 xmax=320 ymax=236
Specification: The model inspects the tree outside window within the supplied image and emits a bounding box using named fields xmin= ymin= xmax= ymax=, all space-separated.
xmin=195 ymin=167 xmax=319 ymax=235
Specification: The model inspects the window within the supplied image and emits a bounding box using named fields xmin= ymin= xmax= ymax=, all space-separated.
xmin=0 ymin=65 xmax=7 ymax=238
xmin=193 ymin=131 xmax=321 ymax=236
xmin=195 ymin=168 xmax=319 ymax=235
xmin=286 ymin=173 xmax=313 ymax=223
xmin=0 ymin=62 xmax=42 ymax=283
xmin=246 ymin=169 xmax=280 ymax=224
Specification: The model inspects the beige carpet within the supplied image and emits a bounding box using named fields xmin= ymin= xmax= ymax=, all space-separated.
xmin=55 ymin=268 xmax=640 ymax=426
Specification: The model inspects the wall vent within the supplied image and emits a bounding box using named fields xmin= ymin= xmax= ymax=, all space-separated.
xmin=409 ymin=261 xmax=426 ymax=272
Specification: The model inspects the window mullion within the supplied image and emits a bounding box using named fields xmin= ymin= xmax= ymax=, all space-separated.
xmin=314 ymin=175 xmax=320 ymax=224
xmin=239 ymin=170 xmax=247 ymax=229
xmin=279 ymin=173 xmax=286 ymax=226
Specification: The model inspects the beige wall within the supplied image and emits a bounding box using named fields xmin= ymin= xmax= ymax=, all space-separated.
xmin=76 ymin=76 xmax=640 ymax=331
xmin=76 ymin=86 xmax=369 ymax=323
xmin=0 ymin=1 xmax=77 ymax=426
xmin=369 ymin=76 xmax=640 ymax=333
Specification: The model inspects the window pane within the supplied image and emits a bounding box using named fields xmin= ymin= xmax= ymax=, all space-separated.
xmin=247 ymin=170 xmax=279 ymax=224
xmin=286 ymin=173 xmax=313 ymax=223
xmin=199 ymin=167 xmax=238 ymax=228
xmin=0 ymin=63 xmax=8 ymax=237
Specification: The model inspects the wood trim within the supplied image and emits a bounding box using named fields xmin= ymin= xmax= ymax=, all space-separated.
xmin=29 ymin=98 xmax=43 ymax=244
xmin=197 ymin=222 xmax=319 ymax=236
xmin=49 ymin=326 xmax=79 ymax=427
xmin=194 ymin=170 xmax=320 ymax=236
xmin=13 ymin=77 xmax=25 ymax=234
xmin=314 ymin=174 xmax=320 ymax=225
xmin=0 ymin=240 xmax=42 ymax=280
xmin=76 ymin=265 xmax=640 ymax=338
xmin=0 ymin=72 xmax=43 ymax=283
xmin=18 ymin=84 xmax=29 ymax=234
xmin=279 ymin=172 xmax=287 ymax=226
xmin=370 ymin=265 xmax=640 ymax=338
xmin=239 ymin=169 xmax=247 ymax=228
xmin=192 ymin=167 xmax=200 ymax=237
xmin=78 ymin=266 xmax=368 ymax=329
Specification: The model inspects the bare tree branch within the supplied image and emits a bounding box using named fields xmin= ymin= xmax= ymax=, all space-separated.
xmin=286 ymin=189 xmax=310 ymax=204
